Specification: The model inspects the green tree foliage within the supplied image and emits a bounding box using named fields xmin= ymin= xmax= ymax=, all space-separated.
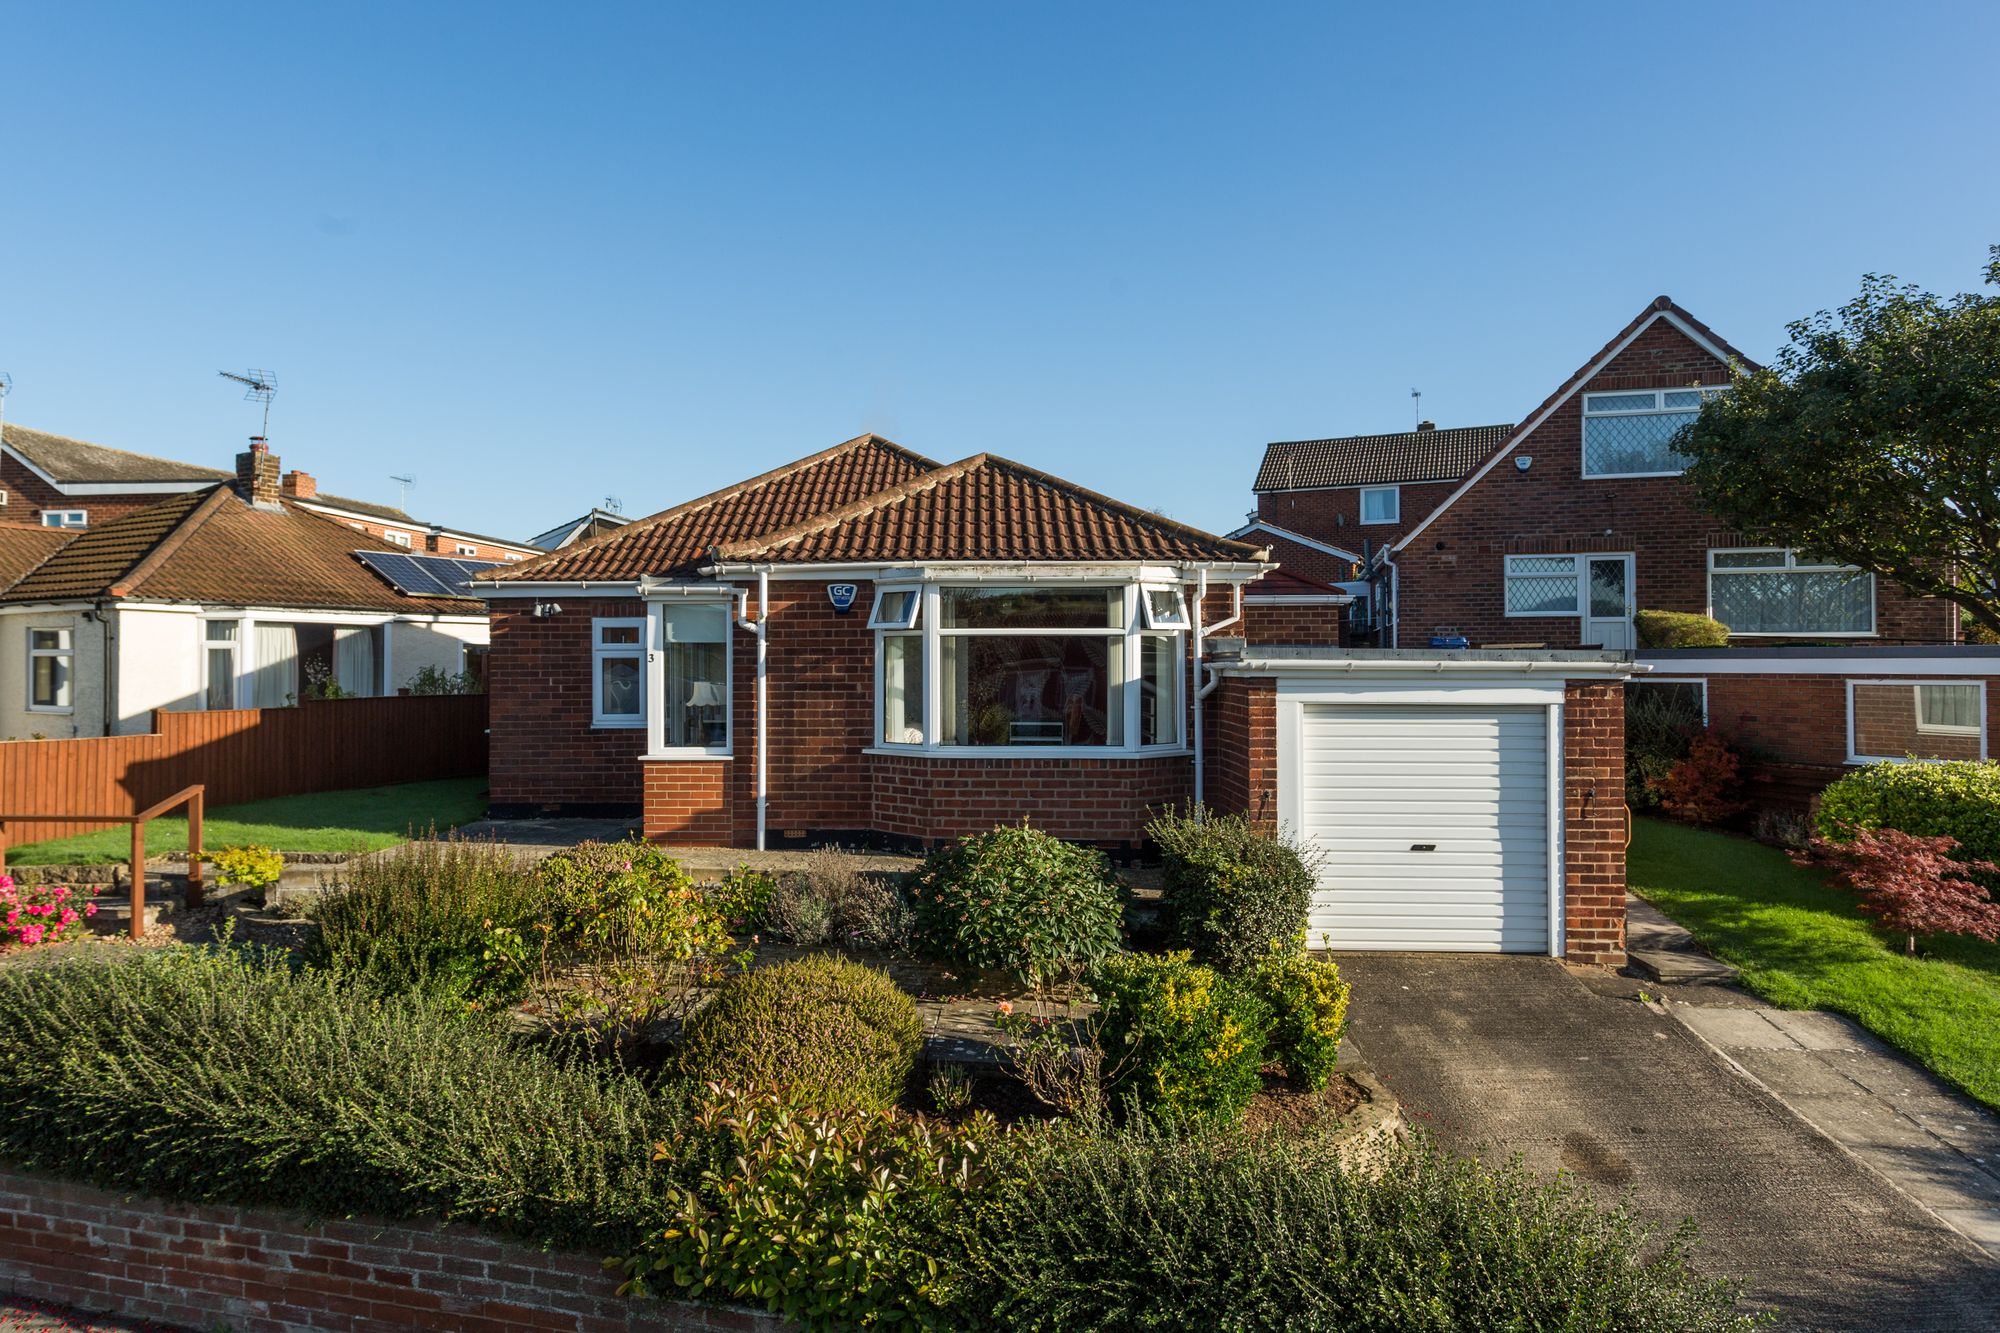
xmin=1678 ymin=248 xmax=2000 ymax=636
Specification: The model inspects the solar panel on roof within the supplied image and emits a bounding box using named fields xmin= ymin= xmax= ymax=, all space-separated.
xmin=353 ymin=550 xmax=503 ymax=598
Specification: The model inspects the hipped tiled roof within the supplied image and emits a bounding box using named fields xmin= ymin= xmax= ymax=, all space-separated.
xmin=490 ymin=434 xmax=940 ymax=581
xmin=1253 ymin=424 xmax=1514 ymax=491
xmin=0 ymin=525 xmax=76 ymax=593
xmin=0 ymin=486 xmax=470 ymax=613
xmin=3 ymin=424 xmax=233 ymax=484
xmin=714 ymin=454 xmax=1265 ymax=565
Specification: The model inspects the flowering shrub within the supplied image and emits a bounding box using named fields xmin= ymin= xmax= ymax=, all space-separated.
xmin=1650 ymin=729 xmax=1746 ymax=825
xmin=1805 ymin=828 xmax=2000 ymax=956
xmin=212 ymin=845 xmax=284 ymax=893
xmin=612 ymin=1084 xmax=1009 ymax=1331
xmin=994 ymin=993 xmax=1128 ymax=1120
xmin=702 ymin=864 xmax=776 ymax=931
xmin=1091 ymin=950 xmax=1268 ymax=1127
xmin=1246 ymin=943 xmax=1349 ymax=1090
xmin=0 ymin=875 xmax=97 ymax=948
xmin=912 ymin=823 xmax=1123 ymax=984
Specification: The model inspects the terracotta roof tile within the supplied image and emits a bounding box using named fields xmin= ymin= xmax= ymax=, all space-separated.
xmin=0 ymin=525 xmax=76 ymax=593
xmin=490 ymin=434 xmax=940 ymax=581
xmin=715 ymin=455 xmax=1264 ymax=565
xmin=1253 ymin=424 xmax=1514 ymax=491
xmin=0 ymin=487 xmax=470 ymax=613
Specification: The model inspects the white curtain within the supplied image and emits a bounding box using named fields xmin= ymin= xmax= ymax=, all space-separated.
xmin=334 ymin=627 xmax=377 ymax=697
xmin=250 ymin=624 xmax=298 ymax=708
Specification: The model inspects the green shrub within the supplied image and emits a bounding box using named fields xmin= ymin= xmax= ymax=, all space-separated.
xmin=1635 ymin=610 xmax=1731 ymax=648
xmin=1626 ymin=682 xmax=1708 ymax=810
xmin=1818 ymin=759 xmax=2000 ymax=879
xmin=912 ymin=823 xmax=1123 ymax=984
xmin=677 ymin=955 xmax=924 ymax=1112
xmin=614 ymin=1085 xmax=1008 ymax=1331
xmin=944 ymin=1128 xmax=1765 ymax=1333
xmin=306 ymin=834 xmax=545 ymax=1004
xmin=538 ymin=838 xmax=693 ymax=908
xmin=1092 ymin=951 xmax=1269 ymax=1127
xmin=0 ymin=947 xmax=684 ymax=1250
xmin=703 ymin=864 xmax=777 ymax=930
xmin=211 ymin=844 xmax=284 ymax=892
xmin=1148 ymin=808 xmax=1314 ymax=974
xmin=1247 ymin=947 xmax=1350 ymax=1090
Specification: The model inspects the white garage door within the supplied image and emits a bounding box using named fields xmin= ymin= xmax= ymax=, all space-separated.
xmin=1298 ymin=703 xmax=1551 ymax=953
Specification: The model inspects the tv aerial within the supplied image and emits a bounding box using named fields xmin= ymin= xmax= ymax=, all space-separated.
xmin=219 ymin=369 xmax=278 ymax=437
xmin=390 ymin=474 xmax=416 ymax=508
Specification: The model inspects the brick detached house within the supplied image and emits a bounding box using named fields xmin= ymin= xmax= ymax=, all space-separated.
xmin=478 ymin=432 xmax=1640 ymax=965
xmin=0 ymin=441 xmax=489 ymax=739
xmin=1247 ymin=296 xmax=1994 ymax=803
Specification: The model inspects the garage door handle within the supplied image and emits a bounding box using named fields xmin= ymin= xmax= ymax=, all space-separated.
xmin=1409 ymin=843 xmax=1436 ymax=852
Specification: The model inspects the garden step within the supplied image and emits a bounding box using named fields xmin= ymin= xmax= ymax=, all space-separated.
xmin=1625 ymin=894 xmax=1740 ymax=986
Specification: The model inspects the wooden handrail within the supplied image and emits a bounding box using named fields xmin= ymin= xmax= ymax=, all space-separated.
xmin=0 ymin=785 xmax=205 ymax=942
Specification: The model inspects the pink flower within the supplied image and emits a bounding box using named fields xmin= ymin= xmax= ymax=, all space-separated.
xmin=4 ymin=911 xmax=16 ymax=926
xmin=84 ymin=903 xmax=99 ymax=917
xmin=997 ymin=1001 xmax=1014 ymax=1016
xmin=58 ymin=908 xmax=77 ymax=926
xmin=0 ymin=874 xmax=12 ymax=890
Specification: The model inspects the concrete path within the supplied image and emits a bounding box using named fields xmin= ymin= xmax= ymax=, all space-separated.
xmin=1337 ymin=953 xmax=2000 ymax=1332
xmin=0 ymin=1294 xmax=187 ymax=1332
xmin=1672 ymin=1002 xmax=2000 ymax=1259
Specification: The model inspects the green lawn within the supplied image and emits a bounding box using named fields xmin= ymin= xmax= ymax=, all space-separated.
xmin=2 ymin=778 xmax=489 ymax=866
xmin=1630 ymin=816 xmax=2000 ymax=1112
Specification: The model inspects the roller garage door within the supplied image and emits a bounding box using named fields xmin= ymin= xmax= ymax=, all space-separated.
xmin=1298 ymin=703 xmax=1552 ymax=953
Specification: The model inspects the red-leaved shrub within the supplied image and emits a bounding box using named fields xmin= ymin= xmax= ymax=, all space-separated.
xmin=1807 ymin=828 xmax=2000 ymax=956
xmin=1649 ymin=730 xmax=1745 ymax=825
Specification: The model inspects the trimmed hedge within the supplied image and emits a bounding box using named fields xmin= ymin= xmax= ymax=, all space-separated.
xmin=677 ymin=955 xmax=924 ymax=1112
xmin=1149 ymin=808 xmax=1314 ymax=974
xmin=944 ymin=1127 xmax=1764 ymax=1332
xmin=1817 ymin=759 xmax=2000 ymax=875
xmin=0 ymin=947 xmax=683 ymax=1250
xmin=1636 ymin=611 xmax=1730 ymax=649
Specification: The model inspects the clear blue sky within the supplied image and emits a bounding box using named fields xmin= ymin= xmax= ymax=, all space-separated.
xmin=5 ymin=2 xmax=1996 ymax=542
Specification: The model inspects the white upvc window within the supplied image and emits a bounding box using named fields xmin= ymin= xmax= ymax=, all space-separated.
xmin=454 ymin=542 xmax=479 ymax=557
xmin=1708 ymin=548 xmax=1874 ymax=637
xmin=40 ymin=510 xmax=87 ymax=529
xmin=868 ymin=585 xmax=921 ymax=630
xmin=1359 ymin=485 xmax=1400 ymax=524
xmin=1504 ymin=555 xmax=1581 ymax=617
xmin=592 ymin=618 xmax=645 ymax=727
xmin=201 ymin=619 xmax=240 ymax=710
xmin=1848 ymin=680 xmax=1987 ymax=764
xmin=877 ymin=583 xmax=1185 ymax=752
xmin=27 ymin=627 xmax=74 ymax=711
xmin=646 ymin=602 xmax=731 ymax=755
xmin=1582 ymin=387 xmax=1723 ymax=478
xmin=384 ymin=529 xmax=413 ymax=548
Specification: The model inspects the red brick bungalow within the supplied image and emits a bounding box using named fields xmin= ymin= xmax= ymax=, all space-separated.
xmin=478 ymin=433 xmax=1640 ymax=965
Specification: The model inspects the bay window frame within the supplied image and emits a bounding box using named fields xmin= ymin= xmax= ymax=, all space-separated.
xmin=876 ymin=580 xmax=1188 ymax=757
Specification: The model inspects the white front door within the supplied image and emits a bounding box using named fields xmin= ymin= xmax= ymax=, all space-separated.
xmin=1582 ymin=555 xmax=1634 ymax=650
xmin=1297 ymin=703 xmax=1552 ymax=953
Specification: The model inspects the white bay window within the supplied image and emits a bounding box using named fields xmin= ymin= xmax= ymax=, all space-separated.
xmin=1708 ymin=549 xmax=1874 ymax=637
xmin=877 ymin=583 xmax=1184 ymax=752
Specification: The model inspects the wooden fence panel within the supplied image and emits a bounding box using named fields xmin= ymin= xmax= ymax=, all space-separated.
xmin=0 ymin=696 xmax=488 ymax=847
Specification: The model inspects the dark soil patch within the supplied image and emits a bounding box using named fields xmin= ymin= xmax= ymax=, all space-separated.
xmin=1240 ymin=1068 xmax=1367 ymax=1136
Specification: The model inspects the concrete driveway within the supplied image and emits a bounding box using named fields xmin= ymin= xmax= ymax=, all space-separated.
xmin=1338 ymin=954 xmax=2000 ymax=1333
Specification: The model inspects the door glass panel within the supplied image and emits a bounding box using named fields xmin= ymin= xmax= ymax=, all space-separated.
xmin=1588 ymin=559 xmax=1628 ymax=618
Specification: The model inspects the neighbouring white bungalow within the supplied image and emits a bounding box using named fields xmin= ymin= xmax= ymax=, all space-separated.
xmin=0 ymin=442 xmax=490 ymax=739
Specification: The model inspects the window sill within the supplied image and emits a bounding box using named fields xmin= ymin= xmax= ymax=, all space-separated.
xmin=592 ymin=718 xmax=646 ymax=730
xmin=863 ymin=745 xmax=1192 ymax=761
xmin=25 ymin=706 xmax=74 ymax=715
xmin=1582 ymin=470 xmax=1688 ymax=480
xmin=1721 ymin=631 xmax=1878 ymax=640
xmin=640 ymin=749 xmax=732 ymax=761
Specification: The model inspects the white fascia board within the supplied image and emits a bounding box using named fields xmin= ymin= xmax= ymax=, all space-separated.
xmin=296 ymin=500 xmax=413 ymax=527
xmin=701 ymin=560 xmax=1273 ymax=583
xmin=426 ymin=528 xmax=541 ymax=556
xmin=1392 ymin=309 xmax=1737 ymax=554
xmin=1245 ymin=594 xmax=1355 ymax=605
xmin=0 ymin=599 xmax=103 ymax=615
xmin=1642 ymin=653 xmax=2000 ymax=677
xmin=1231 ymin=520 xmax=1362 ymax=563
xmin=1221 ymin=655 xmax=1644 ymax=681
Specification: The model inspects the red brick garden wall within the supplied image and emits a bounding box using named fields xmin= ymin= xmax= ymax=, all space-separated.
xmin=0 ymin=1169 xmax=787 ymax=1333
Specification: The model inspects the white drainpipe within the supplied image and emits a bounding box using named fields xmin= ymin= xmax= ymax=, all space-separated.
xmin=734 ymin=570 xmax=770 ymax=850
xmin=1190 ymin=572 xmax=1244 ymax=815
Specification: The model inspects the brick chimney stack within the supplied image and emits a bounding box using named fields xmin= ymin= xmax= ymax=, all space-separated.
xmin=235 ymin=438 xmax=282 ymax=508
xmin=281 ymin=469 xmax=317 ymax=501
xmin=1416 ymin=420 xmax=1436 ymax=432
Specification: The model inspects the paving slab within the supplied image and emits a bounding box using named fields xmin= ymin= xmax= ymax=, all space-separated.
xmin=1339 ymin=953 xmax=2000 ymax=1332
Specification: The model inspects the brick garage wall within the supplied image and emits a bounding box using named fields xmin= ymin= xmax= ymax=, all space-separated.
xmin=0 ymin=1169 xmax=786 ymax=1333
xmin=871 ymin=751 xmax=1190 ymax=848
xmin=488 ymin=595 xmax=650 ymax=813
xmin=1562 ymin=680 xmax=1627 ymax=967
xmin=1242 ymin=599 xmax=1348 ymax=648
xmin=1393 ymin=318 xmax=1955 ymax=648
xmin=1256 ymin=478 xmax=1460 ymax=555
xmin=1202 ymin=676 xmax=1276 ymax=828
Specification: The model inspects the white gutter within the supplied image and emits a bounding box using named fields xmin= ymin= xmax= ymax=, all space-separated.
xmin=700 ymin=559 xmax=1273 ymax=583
xmin=1217 ymin=655 xmax=1643 ymax=679
xmin=733 ymin=570 xmax=770 ymax=851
